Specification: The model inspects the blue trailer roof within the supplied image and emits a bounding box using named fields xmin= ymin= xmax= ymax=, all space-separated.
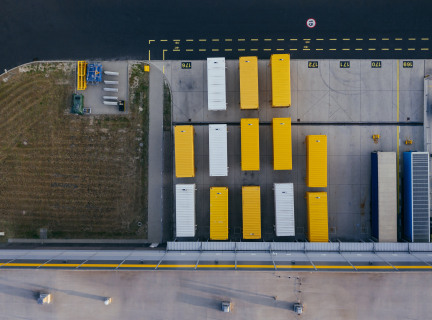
xmin=86 ymin=63 xmax=102 ymax=83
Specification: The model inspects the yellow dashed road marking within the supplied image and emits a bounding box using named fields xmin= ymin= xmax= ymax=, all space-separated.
xmin=369 ymin=48 xmax=376 ymax=50
xmin=238 ymin=39 xmax=245 ymax=41
xmin=277 ymin=39 xmax=284 ymax=41
xmin=395 ymin=48 xmax=402 ymax=50
xmin=356 ymin=38 xmax=363 ymax=40
xmin=382 ymin=48 xmax=389 ymax=50
xmin=160 ymin=40 xmax=167 ymax=42
xmin=290 ymin=48 xmax=297 ymax=50
xmin=396 ymin=38 xmax=402 ymax=40
xmin=343 ymin=38 xmax=350 ymax=40
xmin=186 ymin=39 xmax=193 ymax=41
xmin=422 ymin=38 xmax=429 ymax=40
xmin=369 ymin=38 xmax=376 ymax=40
xmin=303 ymin=49 xmax=310 ymax=50
xmin=408 ymin=48 xmax=415 ymax=50
xmin=330 ymin=39 xmax=337 ymax=40
xmin=225 ymin=39 xmax=232 ymax=41
xmin=199 ymin=49 xmax=206 ymax=51
xmin=251 ymin=49 xmax=258 ymax=51
xmin=316 ymin=39 xmax=324 ymax=40
xmin=290 ymin=39 xmax=297 ymax=41
xmin=225 ymin=49 xmax=232 ymax=51
xmin=355 ymin=48 xmax=362 ymax=50
xmin=212 ymin=39 xmax=219 ymax=41
xmin=212 ymin=49 xmax=219 ymax=51
xmin=238 ymin=49 xmax=245 ymax=51
xmin=186 ymin=49 xmax=193 ymax=51
xmin=264 ymin=39 xmax=272 ymax=41
xmin=251 ymin=39 xmax=258 ymax=41
xmin=329 ymin=49 xmax=336 ymax=50
xmin=264 ymin=49 xmax=271 ymax=51
xmin=199 ymin=39 xmax=206 ymax=41
xmin=409 ymin=38 xmax=416 ymax=40
xmin=277 ymin=49 xmax=284 ymax=51
xmin=382 ymin=38 xmax=389 ymax=40
xmin=173 ymin=49 xmax=180 ymax=52
xmin=422 ymin=48 xmax=429 ymax=50
xmin=316 ymin=49 xmax=323 ymax=50
xmin=342 ymin=48 xmax=350 ymax=50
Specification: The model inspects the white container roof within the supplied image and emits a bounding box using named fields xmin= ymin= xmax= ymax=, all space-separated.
xmin=207 ymin=58 xmax=226 ymax=111
xmin=209 ymin=124 xmax=228 ymax=176
xmin=274 ymin=183 xmax=295 ymax=236
xmin=176 ymin=184 xmax=196 ymax=237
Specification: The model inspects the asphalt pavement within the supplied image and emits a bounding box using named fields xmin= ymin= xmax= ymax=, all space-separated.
xmin=1 ymin=0 xmax=432 ymax=71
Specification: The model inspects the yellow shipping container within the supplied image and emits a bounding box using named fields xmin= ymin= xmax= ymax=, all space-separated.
xmin=242 ymin=186 xmax=261 ymax=239
xmin=174 ymin=125 xmax=195 ymax=177
xmin=210 ymin=187 xmax=228 ymax=240
xmin=272 ymin=117 xmax=292 ymax=170
xmin=306 ymin=135 xmax=327 ymax=187
xmin=306 ymin=192 xmax=329 ymax=242
xmin=239 ymin=56 xmax=259 ymax=110
xmin=270 ymin=54 xmax=291 ymax=107
xmin=77 ymin=61 xmax=87 ymax=91
xmin=241 ymin=118 xmax=260 ymax=171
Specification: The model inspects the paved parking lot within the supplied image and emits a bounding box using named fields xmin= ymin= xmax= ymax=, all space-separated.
xmin=151 ymin=59 xmax=428 ymax=242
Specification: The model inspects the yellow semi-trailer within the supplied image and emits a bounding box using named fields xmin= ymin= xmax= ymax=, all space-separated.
xmin=270 ymin=54 xmax=291 ymax=107
xmin=174 ymin=125 xmax=195 ymax=178
xmin=242 ymin=186 xmax=261 ymax=239
xmin=306 ymin=135 xmax=327 ymax=187
xmin=239 ymin=56 xmax=259 ymax=110
xmin=306 ymin=192 xmax=329 ymax=242
xmin=241 ymin=118 xmax=260 ymax=171
xmin=272 ymin=117 xmax=292 ymax=170
xmin=210 ymin=187 xmax=229 ymax=240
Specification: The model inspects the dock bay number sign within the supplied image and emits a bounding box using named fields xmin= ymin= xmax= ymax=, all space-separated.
xmin=181 ymin=62 xmax=192 ymax=69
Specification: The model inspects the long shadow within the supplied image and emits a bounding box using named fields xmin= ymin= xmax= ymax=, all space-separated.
xmin=25 ymin=283 xmax=105 ymax=301
xmin=177 ymin=293 xmax=221 ymax=310
xmin=0 ymin=283 xmax=39 ymax=301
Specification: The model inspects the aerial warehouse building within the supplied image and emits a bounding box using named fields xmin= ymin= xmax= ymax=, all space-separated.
xmin=239 ymin=56 xmax=259 ymax=110
xmin=403 ymin=151 xmax=430 ymax=242
xmin=274 ymin=183 xmax=295 ymax=236
xmin=242 ymin=186 xmax=261 ymax=239
xmin=207 ymin=57 xmax=227 ymax=111
xmin=306 ymin=192 xmax=329 ymax=242
xmin=241 ymin=118 xmax=260 ymax=171
xmin=306 ymin=135 xmax=327 ymax=187
xmin=371 ymin=152 xmax=397 ymax=242
xmin=209 ymin=124 xmax=228 ymax=176
xmin=174 ymin=125 xmax=195 ymax=178
xmin=270 ymin=54 xmax=291 ymax=107
xmin=272 ymin=117 xmax=292 ymax=170
xmin=176 ymin=184 xmax=196 ymax=237
xmin=210 ymin=187 xmax=229 ymax=240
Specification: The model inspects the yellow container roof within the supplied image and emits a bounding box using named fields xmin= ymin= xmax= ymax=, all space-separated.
xmin=306 ymin=135 xmax=327 ymax=187
xmin=241 ymin=118 xmax=260 ymax=171
xmin=210 ymin=187 xmax=228 ymax=240
xmin=239 ymin=56 xmax=259 ymax=110
xmin=272 ymin=118 xmax=292 ymax=170
xmin=174 ymin=126 xmax=195 ymax=177
xmin=306 ymin=192 xmax=329 ymax=242
xmin=242 ymin=186 xmax=261 ymax=239
xmin=270 ymin=54 xmax=291 ymax=107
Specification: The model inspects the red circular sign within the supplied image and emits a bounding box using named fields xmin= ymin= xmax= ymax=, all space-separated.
xmin=307 ymin=18 xmax=316 ymax=28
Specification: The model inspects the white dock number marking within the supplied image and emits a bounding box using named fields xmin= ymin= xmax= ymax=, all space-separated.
xmin=307 ymin=18 xmax=316 ymax=28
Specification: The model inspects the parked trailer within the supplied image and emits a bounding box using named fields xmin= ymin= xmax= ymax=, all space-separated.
xmin=209 ymin=124 xmax=228 ymax=176
xmin=239 ymin=56 xmax=259 ymax=110
xmin=103 ymin=96 xmax=118 ymax=100
xmin=174 ymin=125 xmax=195 ymax=178
xmin=210 ymin=187 xmax=229 ymax=240
xmin=242 ymin=186 xmax=261 ymax=239
xmin=176 ymin=184 xmax=196 ymax=237
xmin=306 ymin=135 xmax=327 ymax=187
xmin=77 ymin=61 xmax=87 ymax=90
xmin=241 ymin=118 xmax=260 ymax=171
xmin=403 ymin=151 xmax=430 ymax=242
xmin=371 ymin=152 xmax=397 ymax=242
xmin=274 ymin=183 xmax=295 ymax=236
xmin=270 ymin=54 xmax=291 ymax=107
xmin=104 ymin=71 xmax=119 ymax=76
xmin=207 ymin=57 xmax=226 ymax=111
xmin=272 ymin=117 xmax=292 ymax=170
xmin=103 ymin=101 xmax=118 ymax=106
xmin=104 ymin=80 xmax=119 ymax=85
xmin=306 ymin=192 xmax=328 ymax=242
xmin=103 ymin=88 xmax=118 ymax=92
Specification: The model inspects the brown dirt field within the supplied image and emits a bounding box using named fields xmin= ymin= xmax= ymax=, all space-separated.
xmin=0 ymin=62 xmax=149 ymax=240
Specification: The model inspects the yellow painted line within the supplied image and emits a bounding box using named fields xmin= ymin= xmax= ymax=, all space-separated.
xmin=355 ymin=265 xmax=394 ymax=269
xmin=343 ymin=38 xmax=350 ymax=40
xmin=212 ymin=49 xmax=219 ymax=51
xmin=290 ymin=49 xmax=297 ymax=51
xmin=395 ymin=265 xmax=432 ymax=269
xmin=199 ymin=49 xmax=206 ymax=51
xmin=173 ymin=39 xmax=180 ymax=41
xmin=329 ymin=49 xmax=336 ymax=51
xmin=149 ymin=40 xmax=155 ymax=44
xmin=197 ymin=265 xmax=235 ymax=268
xmin=119 ymin=264 xmax=158 ymax=268
xmin=41 ymin=264 xmax=81 ymax=267
xmin=369 ymin=38 xmax=376 ymax=40
xmin=236 ymin=265 xmax=275 ymax=269
xmin=369 ymin=48 xmax=376 ymax=50
xmin=303 ymin=49 xmax=310 ymax=51
xmin=303 ymin=39 xmax=311 ymax=41
xmin=238 ymin=49 xmax=245 ymax=51
xmin=148 ymin=50 xmax=150 ymax=60
xmin=382 ymin=38 xmax=389 ymax=40
xmin=396 ymin=38 xmax=403 ymax=40
xmin=342 ymin=48 xmax=350 ymax=51
xmin=173 ymin=49 xmax=180 ymax=52
xmin=225 ymin=49 xmax=232 ymax=51
xmin=251 ymin=49 xmax=258 ymax=51
xmin=409 ymin=38 xmax=416 ymax=40
xmin=356 ymin=38 xmax=363 ymax=40
xmin=422 ymin=38 xmax=429 ymax=40
xmin=277 ymin=49 xmax=284 ymax=51
xmin=330 ymin=39 xmax=337 ymax=40
xmin=163 ymin=49 xmax=168 ymax=60
xmin=277 ymin=39 xmax=284 ymax=41
xmin=395 ymin=48 xmax=402 ymax=50
xmin=315 ymin=265 xmax=354 ymax=269
xmin=382 ymin=48 xmax=389 ymax=50
xmin=276 ymin=265 xmax=315 ymax=269
xmin=225 ymin=39 xmax=232 ymax=41
xmin=157 ymin=265 xmax=196 ymax=268
xmin=160 ymin=40 xmax=167 ymax=42
xmin=3 ymin=263 xmax=43 ymax=267
xmin=316 ymin=49 xmax=323 ymax=50
xmin=408 ymin=48 xmax=415 ymax=50
xmin=212 ymin=39 xmax=219 ymax=41
xmin=186 ymin=39 xmax=193 ymax=42
xmin=199 ymin=39 xmax=206 ymax=41
xmin=316 ymin=39 xmax=324 ymax=41
xmin=290 ymin=39 xmax=297 ymax=41
xmin=422 ymin=48 xmax=429 ymax=50
xmin=264 ymin=49 xmax=271 ymax=51
xmin=238 ymin=39 xmax=245 ymax=41
xmin=355 ymin=48 xmax=362 ymax=50
xmin=81 ymin=264 xmax=119 ymax=268
xmin=251 ymin=39 xmax=258 ymax=41
xmin=264 ymin=39 xmax=272 ymax=41
xmin=186 ymin=49 xmax=193 ymax=51
xmin=397 ymin=59 xmax=400 ymax=216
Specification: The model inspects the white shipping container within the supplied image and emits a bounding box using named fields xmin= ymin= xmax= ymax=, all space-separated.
xmin=274 ymin=183 xmax=295 ymax=236
xmin=176 ymin=184 xmax=196 ymax=237
xmin=209 ymin=124 xmax=228 ymax=176
xmin=207 ymin=58 xmax=226 ymax=111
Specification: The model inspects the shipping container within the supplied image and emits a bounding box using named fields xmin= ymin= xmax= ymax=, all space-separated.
xmin=371 ymin=152 xmax=397 ymax=242
xmin=272 ymin=118 xmax=292 ymax=170
xmin=242 ymin=186 xmax=261 ymax=239
xmin=210 ymin=187 xmax=229 ymax=240
xmin=274 ymin=183 xmax=295 ymax=236
xmin=176 ymin=184 xmax=196 ymax=237
xmin=241 ymin=118 xmax=260 ymax=171
xmin=306 ymin=135 xmax=327 ymax=187
xmin=239 ymin=56 xmax=259 ymax=110
xmin=306 ymin=192 xmax=328 ymax=242
xmin=209 ymin=124 xmax=228 ymax=176
xmin=207 ymin=57 xmax=226 ymax=111
xmin=270 ymin=54 xmax=291 ymax=107
xmin=403 ymin=152 xmax=430 ymax=242
xmin=174 ymin=125 xmax=195 ymax=178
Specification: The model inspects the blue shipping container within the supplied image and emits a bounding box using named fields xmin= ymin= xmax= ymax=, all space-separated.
xmin=403 ymin=152 xmax=430 ymax=242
